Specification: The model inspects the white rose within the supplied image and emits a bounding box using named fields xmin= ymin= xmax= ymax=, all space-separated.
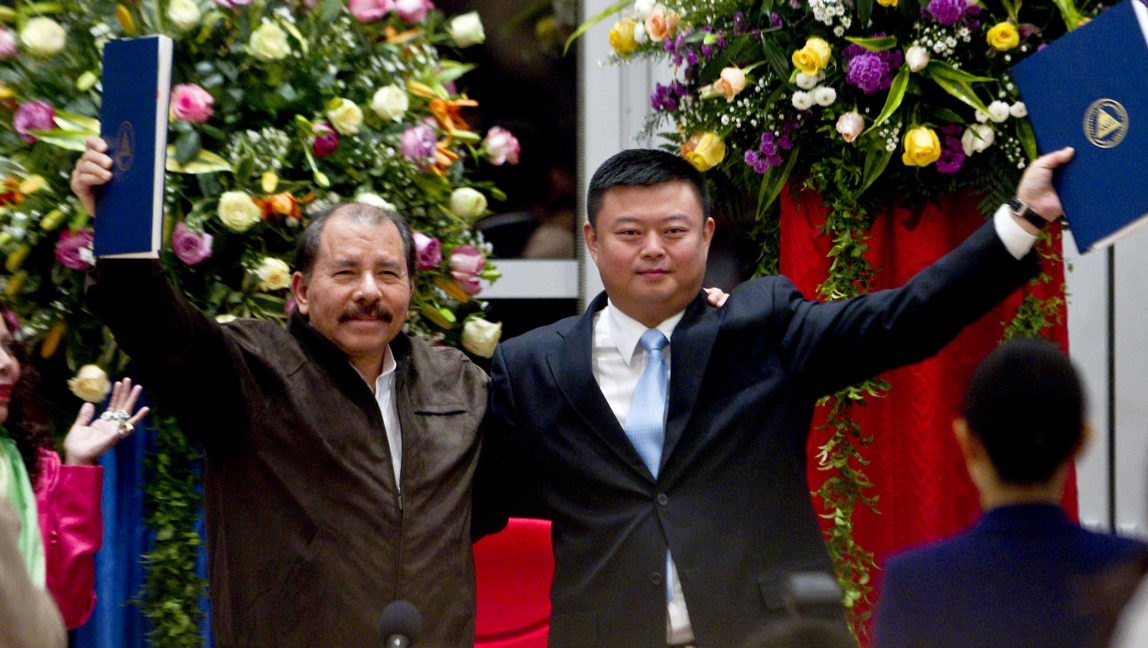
xmin=812 ymin=86 xmax=837 ymax=107
xmin=795 ymin=71 xmax=822 ymax=90
xmin=462 ymin=317 xmax=502 ymax=358
xmin=215 ymin=314 xmax=238 ymax=324
xmin=371 ymin=85 xmax=409 ymax=122
xmin=449 ymin=187 xmax=487 ymax=220
xmin=167 ymin=0 xmax=202 ymax=30
xmin=905 ymin=45 xmax=930 ymax=72
xmin=217 ymin=191 xmax=263 ymax=232
xmin=633 ymin=21 xmax=648 ymax=44
xmin=327 ymin=99 xmax=363 ymax=135
xmin=987 ymin=100 xmax=1010 ymax=123
xmin=791 ymin=90 xmax=814 ymax=111
xmin=447 ymin=11 xmax=485 ymax=47
xmin=68 ymin=364 xmax=111 ymax=403
xmin=20 ymin=17 xmax=66 ymax=58
xmin=975 ymin=110 xmax=990 ymax=123
xmin=634 ymin=0 xmax=656 ymax=20
xmin=249 ymin=21 xmax=290 ymax=61
xmin=353 ymin=193 xmax=397 ymax=211
xmin=960 ymin=123 xmax=995 ymax=155
xmin=1009 ymin=101 xmax=1027 ymax=118
xmin=256 ymin=257 xmax=291 ymax=291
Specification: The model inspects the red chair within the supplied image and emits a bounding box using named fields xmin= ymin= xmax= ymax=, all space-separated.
xmin=474 ymin=518 xmax=554 ymax=648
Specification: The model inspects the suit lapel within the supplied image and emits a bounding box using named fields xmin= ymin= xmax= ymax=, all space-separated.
xmin=548 ymin=292 xmax=657 ymax=482
xmin=661 ymin=292 xmax=718 ymax=474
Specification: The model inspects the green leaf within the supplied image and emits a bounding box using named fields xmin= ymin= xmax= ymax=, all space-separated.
xmin=758 ymin=144 xmax=801 ymax=213
xmin=857 ymin=0 xmax=875 ymax=28
xmin=434 ymin=61 xmax=477 ymax=84
xmin=929 ymin=107 xmax=966 ymax=124
xmin=25 ymin=129 xmax=93 ymax=151
xmin=860 ymin=147 xmax=894 ymax=192
xmin=760 ymin=36 xmax=791 ymax=80
xmin=925 ymin=60 xmax=994 ymax=84
xmin=52 ymin=109 xmax=100 ymax=134
xmin=318 ymin=0 xmax=343 ymax=23
xmin=1015 ymin=118 xmax=1039 ymax=161
xmin=928 ymin=73 xmax=991 ymax=115
xmin=844 ymin=35 xmax=897 ymax=51
xmin=1050 ymin=0 xmax=1084 ymax=28
xmin=166 ymin=147 xmax=233 ymax=174
xmin=862 ymin=66 xmax=909 ymax=134
xmin=563 ymin=0 xmax=632 ymax=55
xmin=174 ymin=130 xmax=202 ymax=166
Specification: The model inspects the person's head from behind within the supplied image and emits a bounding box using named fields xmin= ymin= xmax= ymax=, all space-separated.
xmin=584 ymin=149 xmax=715 ymax=328
xmin=955 ymin=337 xmax=1087 ymax=505
xmin=291 ymin=203 xmax=415 ymax=376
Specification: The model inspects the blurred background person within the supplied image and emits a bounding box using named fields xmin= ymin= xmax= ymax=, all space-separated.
xmin=0 ymin=303 xmax=148 ymax=629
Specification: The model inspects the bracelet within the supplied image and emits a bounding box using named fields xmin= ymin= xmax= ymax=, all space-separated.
xmin=1007 ymin=197 xmax=1048 ymax=230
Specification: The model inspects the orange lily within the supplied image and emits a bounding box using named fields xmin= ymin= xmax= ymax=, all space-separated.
xmin=429 ymin=96 xmax=478 ymax=132
xmin=431 ymin=140 xmax=461 ymax=177
xmin=384 ymin=26 xmax=424 ymax=45
xmin=254 ymin=191 xmax=315 ymax=221
xmin=0 ymin=177 xmax=26 ymax=207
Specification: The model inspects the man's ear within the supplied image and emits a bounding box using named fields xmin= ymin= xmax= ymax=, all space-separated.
xmin=582 ymin=221 xmax=600 ymax=265
xmin=291 ymin=271 xmax=309 ymax=316
xmin=1073 ymin=422 xmax=1096 ymax=459
xmin=952 ymin=418 xmax=983 ymax=463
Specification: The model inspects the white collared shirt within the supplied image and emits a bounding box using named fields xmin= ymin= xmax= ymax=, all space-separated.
xmin=372 ymin=345 xmax=402 ymax=485
xmin=591 ymin=302 xmax=694 ymax=644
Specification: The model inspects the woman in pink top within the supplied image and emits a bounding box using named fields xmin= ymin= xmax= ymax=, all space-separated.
xmin=0 ymin=304 xmax=148 ymax=628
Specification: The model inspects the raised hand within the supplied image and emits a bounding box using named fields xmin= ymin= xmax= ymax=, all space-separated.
xmin=69 ymin=135 xmax=113 ymax=217
xmin=64 ymin=378 xmax=149 ymax=466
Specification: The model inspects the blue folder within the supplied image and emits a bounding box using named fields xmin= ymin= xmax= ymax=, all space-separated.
xmin=1010 ymin=0 xmax=1148 ymax=253
xmin=94 ymin=36 xmax=172 ymax=258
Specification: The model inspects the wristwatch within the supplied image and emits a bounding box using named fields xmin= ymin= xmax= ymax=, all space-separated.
xmin=1007 ymin=197 xmax=1048 ymax=230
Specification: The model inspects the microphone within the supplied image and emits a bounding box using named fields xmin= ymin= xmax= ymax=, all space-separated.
xmin=380 ymin=600 xmax=422 ymax=648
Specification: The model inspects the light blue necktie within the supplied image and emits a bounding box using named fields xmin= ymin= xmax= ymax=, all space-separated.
xmin=625 ymin=329 xmax=676 ymax=603
xmin=625 ymin=328 xmax=668 ymax=477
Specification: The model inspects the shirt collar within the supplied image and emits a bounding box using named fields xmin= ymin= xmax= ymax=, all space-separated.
xmin=605 ymin=300 xmax=684 ymax=367
xmin=374 ymin=343 xmax=397 ymax=390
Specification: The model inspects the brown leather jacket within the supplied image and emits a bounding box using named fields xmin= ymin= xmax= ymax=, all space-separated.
xmin=92 ymin=260 xmax=490 ymax=647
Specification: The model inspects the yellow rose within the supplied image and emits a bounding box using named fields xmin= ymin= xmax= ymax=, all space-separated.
xmin=681 ymin=131 xmax=726 ymax=172
xmin=461 ymin=316 xmax=502 ymax=358
xmin=20 ymin=17 xmax=66 ymax=57
xmin=791 ymin=37 xmax=832 ymax=76
xmin=249 ymin=21 xmax=290 ymax=61
xmin=877 ymin=0 xmax=899 ymax=6
xmin=986 ymin=22 xmax=1020 ymax=51
xmin=608 ymin=20 xmax=639 ymax=56
xmin=256 ymin=257 xmax=291 ymax=291
xmin=68 ymin=364 xmax=112 ymax=403
xmin=901 ymin=126 xmax=942 ymax=167
xmin=217 ymin=191 xmax=263 ymax=232
xmin=326 ymin=99 xmax=363 ymax=135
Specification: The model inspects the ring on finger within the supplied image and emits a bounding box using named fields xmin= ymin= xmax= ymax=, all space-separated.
xmin=118 ymin=422 xmax=134 ymax=438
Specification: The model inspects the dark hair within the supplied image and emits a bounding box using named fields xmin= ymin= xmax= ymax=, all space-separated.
xmin=293 ymin=203 xmax=416 ymax=281
xmin=962 ymin=337 xmax=1086 ymax=484
xmin=0 ymin=303 xmax=51 ymax=484
xmin=586 ymin=148 xmax=711 ymax=229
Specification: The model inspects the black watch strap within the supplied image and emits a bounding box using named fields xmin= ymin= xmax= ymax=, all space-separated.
xmin=1007 ymin=197 xmax=1048 ymax=230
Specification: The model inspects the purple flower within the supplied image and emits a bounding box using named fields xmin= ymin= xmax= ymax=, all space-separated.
xmin=312 ymin=123 xmax=338 ymax=158
xmin=928 ymin=0 xmax=967 ymax=25
xmin=847 ymin=53 xmax=889 ymax=94
xmin=400 ymin=124 xmax=437 ymax=166
xmin=937 ymin=132 xmax=966 ymax=173
xmin=171 ymin=222 xmax=214 ymax=265
xmin=771 ymin=13 xmax=783 ymax=27
xmin=413 ymin=232 xmax=442 ymax=271
xmin=55 ymin=229 xmax=94 ymax=270
xmin=13 ymin=101 xmax=55 ymax=143
xmin=213 ymin=0 xmax=253 ymax=7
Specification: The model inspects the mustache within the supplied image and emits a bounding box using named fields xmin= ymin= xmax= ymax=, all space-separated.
xmin=338 ymin=303 xmax=394 ymax=323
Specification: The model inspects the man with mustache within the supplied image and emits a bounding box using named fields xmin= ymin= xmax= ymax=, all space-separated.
xmin=71 ymin=137 xmax=490 ymax=647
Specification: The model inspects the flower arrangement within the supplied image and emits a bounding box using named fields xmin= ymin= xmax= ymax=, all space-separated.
xmin=0 ymin=0 xmax=515 ymax=402
xmin=1 ymin=1 xmax=512 ymax=643
xmin=577 ymin=0 xmax=1098 ymax=636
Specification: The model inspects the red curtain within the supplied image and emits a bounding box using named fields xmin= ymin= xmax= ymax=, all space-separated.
xmin=778 ymin=188 xmax=1074 ymax=631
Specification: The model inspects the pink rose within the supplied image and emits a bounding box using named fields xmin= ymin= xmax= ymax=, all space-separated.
xmin=312 ymin=123 xmax=338 ymax=158
xmin=450 ymin=244 xmax=484 ymax=296
xmin=171 ymin=222 xmax=214 ymax=265
xmin=170 ymin=84 xmax=215 ymax=123
xmin=0 ymin=28 xmax=17 ymax=59
xmin=413 ymin=232 xmax=442 ymax=271
xmin=835 ymin=111 xmax=864 ymax=143
xmin=212 ymin=0 xmax=253 ymax=7
xmin=394 ymin=0 xmax=432 ymax=23
xmin=348 ymin=0 xmax=394 ymax=22
xmin=482 ymin=126 xmax=520 ymax=166
xmin=55 ymin=229 xmax=94 ymax=270
xmin=13 ymin=101 xmax=55 ymax=144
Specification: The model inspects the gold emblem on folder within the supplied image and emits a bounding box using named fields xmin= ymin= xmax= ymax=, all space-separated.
xmin=1083 ymin=98 xmax=1129 ymax=149
xmin=113 ymin=120 xmax=135 ymax=175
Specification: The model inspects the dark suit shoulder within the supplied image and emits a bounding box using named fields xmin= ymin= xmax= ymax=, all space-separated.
xmin=498 ymin=310 xmax=583 ymax=356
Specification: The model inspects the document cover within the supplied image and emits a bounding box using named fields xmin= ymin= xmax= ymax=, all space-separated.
xmin=1010 ymin=0 xmax=1148 ymax=253
xmin=94 ymin=36 xmax=173 ymax=258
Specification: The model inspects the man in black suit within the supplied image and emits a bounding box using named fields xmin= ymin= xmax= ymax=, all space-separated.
xmin=478 ymin=146 xmax=1074 ymax=648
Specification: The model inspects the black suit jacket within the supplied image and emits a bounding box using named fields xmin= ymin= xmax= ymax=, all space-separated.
xmin=479 ymin=222 xmax=1039 ymax=648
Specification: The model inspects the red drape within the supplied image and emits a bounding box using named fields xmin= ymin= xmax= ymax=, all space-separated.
xmin=778 ymin=188 xmax=1075 ymax=632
